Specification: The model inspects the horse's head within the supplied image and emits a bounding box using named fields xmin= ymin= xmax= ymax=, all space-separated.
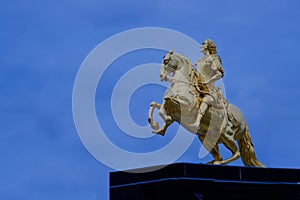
xmin=160 ymin=49 xmax=181 ymax=82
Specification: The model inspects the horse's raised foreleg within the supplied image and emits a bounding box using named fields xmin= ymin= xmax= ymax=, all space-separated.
xmin=152 ymin=119 xmax=174 ymax=136
xmin=148 ymin=101 xmax=160 ymax=130
xmin=158 ymin=100 xmax=172 ymax=123
xmin=152 ymin=100 xmax=174 ymax=136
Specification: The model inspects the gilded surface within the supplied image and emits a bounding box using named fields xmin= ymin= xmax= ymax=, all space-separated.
xmin=148 ymin=40 xmax=265 ymax=167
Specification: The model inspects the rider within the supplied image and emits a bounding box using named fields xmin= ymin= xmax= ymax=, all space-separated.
xmin=192 ymin=39 xmax=225 ymax=128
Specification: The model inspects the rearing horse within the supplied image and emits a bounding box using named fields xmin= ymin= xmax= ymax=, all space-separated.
xmin=148 ymin=50 xmax=265 ymax=167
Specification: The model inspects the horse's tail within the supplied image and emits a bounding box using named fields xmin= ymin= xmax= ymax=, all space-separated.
xmin=237 ymin=126 xmax=266 ymax=167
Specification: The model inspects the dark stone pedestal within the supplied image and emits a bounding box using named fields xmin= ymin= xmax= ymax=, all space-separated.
xmin=110 ymin=163 xmax=300 ymax=200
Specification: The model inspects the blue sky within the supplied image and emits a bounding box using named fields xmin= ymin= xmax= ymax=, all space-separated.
xmin=1 ymin=0 xmax=300 ymax=199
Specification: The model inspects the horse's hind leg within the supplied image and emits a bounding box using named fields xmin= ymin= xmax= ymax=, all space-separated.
xmin=198 ymin=135 xmax=222 ymax=164
xmin=217 ymin=136 xmax=240 ymax=165
xmin=207 ymin=145 xmax=223 ymax=164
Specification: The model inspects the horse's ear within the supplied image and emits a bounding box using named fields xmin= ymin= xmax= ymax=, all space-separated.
xmin=170 ymin=48 xmax=174 ymax=54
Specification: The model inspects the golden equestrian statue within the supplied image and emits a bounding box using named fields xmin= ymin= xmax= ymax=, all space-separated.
xmin=148 ymin=40 xmax=265 ymax=167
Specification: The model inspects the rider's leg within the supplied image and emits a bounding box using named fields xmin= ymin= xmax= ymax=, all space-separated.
xmin=191 ymin=95 xmax=212 ymax=128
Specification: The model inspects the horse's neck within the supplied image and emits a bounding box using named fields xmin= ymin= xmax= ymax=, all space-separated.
xmin=172 ymin=60 xmax=191 ymax=84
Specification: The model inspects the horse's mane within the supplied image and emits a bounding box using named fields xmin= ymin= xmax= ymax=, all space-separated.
xmin=174 ymin=53 xmax=198 ymax=84
xmin=174 ymin=53 xmax=192 ymax=67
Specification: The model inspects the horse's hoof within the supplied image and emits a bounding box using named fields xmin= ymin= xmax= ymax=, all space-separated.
xmin=165 ymin=116 xmax=172 ymax=123
xmin=206 ymin=160 xmax=214 ymax=165
xmin=212 ymin=161 xmax=222 ymax=165
xmin=152 ymin=129 xmax=165 ymax=136
xmin=151 ymin=122 xmax=159 ymax=130
xmin=206 ymin=160 xmax=222 ymax=165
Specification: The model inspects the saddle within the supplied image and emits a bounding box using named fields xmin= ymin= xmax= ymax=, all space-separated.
xmin=195 ymin=83 xmax=229 ymax=109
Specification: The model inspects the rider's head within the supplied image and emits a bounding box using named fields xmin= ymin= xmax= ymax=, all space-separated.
xmin=201 ymin=39 xmax=217 ymax=54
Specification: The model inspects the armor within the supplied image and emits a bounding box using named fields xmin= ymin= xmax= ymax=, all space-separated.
xmin=190 ymin=39 xmax=227 ymax=129
xmin=196 ymin=54 xmax=223 ymax=84
xmin=195 ymin=53 xmax=226 ymax=108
